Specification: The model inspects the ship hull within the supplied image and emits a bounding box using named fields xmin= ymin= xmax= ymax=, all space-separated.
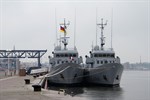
xmin=84 ymin=63 xmax=123 ymax=86
xmin=46 ymin=63 xmax=84 ymax=86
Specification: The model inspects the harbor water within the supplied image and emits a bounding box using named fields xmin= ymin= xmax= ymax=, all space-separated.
xmin=48 ymin=70 xmax=150 ymax=100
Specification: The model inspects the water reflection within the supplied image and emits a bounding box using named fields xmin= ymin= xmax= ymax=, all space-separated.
xmin=48 ymin=85 xmax=123 ymax=99
xmin=82 ymin=86 xmax=123 ymax=100
xmin=45 ymin=71 xmax=150 ymax=100
xmin=48 ymin=86 xmax=84 ymax=96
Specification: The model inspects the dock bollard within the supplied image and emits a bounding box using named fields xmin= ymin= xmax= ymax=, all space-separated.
xmin=32 ymin=85 xmax=41 ymax=92
xmin=36 ymin=74 xmax=39 ymax=77
xmin=10 ymin=72 xmax=12 ymax=76
xmin=5 ymin=72 xmax=6 ymax=76
xmin=24 ymin=79 xmax=30 ymax=84
xmin=33 ymin=75 xmax=37 ymax=78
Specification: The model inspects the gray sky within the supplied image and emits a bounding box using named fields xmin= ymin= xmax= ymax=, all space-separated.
xmin=0 ymin=0 xmax=149 ymax=63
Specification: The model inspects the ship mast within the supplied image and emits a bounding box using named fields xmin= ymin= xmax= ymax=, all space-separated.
xmin=60 ymin=18 xmax=70 ymax=50
xmin=97 ymin=18 xmax=107 ymax=50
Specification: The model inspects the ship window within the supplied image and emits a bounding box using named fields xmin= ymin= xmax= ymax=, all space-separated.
xmin=62 ymin=61 xmax=64 ymax=63
xmin=111 ymin=54 xmax=115 ymax=57
xmin=56 ymin=54 xmax=60 ymax=57
xmin=94 ymin=54 xmax=98 ymax=57
xmin=99 ymin=54 xmax=102 ymax=57
xmin=74 ymin=61 xmax=76 ymax=63
xmin=57 ymin=61 xmax=59 ymax=64
xmin=97 ymin=60 xmax=99 ymax=64
xmin=110 ymin=61 xmax=111 ymax=63
xmin=73 ymin=54 xmax=76 ymax=57
xmin=66 ymin=61 xmax=68 ymax=63
xmin=107 ymin=54 xmax=110 ymax=57
xmin=103 ymin=54 xmax=106 ymax=57
xmin=101 ymin=61 xmax=103 ymax=64
xmin=60 ymin=54 xmax=64 ymax=57
xmin=106 ymin=54 xmax=108 ymax=57
xmin=105 ymin=60 xmax=108 ymax=64
xmin=65 ymin=54 xmax=68 ymax=57
xmin=69 ymin=54 xmax=72 ymax=57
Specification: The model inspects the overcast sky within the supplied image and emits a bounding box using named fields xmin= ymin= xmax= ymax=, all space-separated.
xmin=0 ymin=0 xmax=149 ymax=63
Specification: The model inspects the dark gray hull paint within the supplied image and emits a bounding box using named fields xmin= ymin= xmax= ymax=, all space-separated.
xmin=84 ymin=63 xmax=124 ymax=86
xmin=47 ymin=63 xmax=84 ymax=85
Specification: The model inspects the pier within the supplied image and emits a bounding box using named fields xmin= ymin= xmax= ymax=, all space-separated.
xmin=0 ymin=76 xmax=54 ymax=100
xmin=0 ymin=75 xmax=85 ymax=100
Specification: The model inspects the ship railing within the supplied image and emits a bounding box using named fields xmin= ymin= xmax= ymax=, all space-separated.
xmin=54 ymin=45 xmax=77 ymax=51
xmin=102 ymin=48 xmax=114 ymax=51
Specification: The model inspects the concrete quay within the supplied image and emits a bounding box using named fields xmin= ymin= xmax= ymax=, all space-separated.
xmin=0 ymin=76 xmax=59 ymax=100
xmin=0 ymin=75 xmax=86 ymax=100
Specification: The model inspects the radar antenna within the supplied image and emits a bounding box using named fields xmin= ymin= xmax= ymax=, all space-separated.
xmin=97 ymin=18 xmax=107 ymax=50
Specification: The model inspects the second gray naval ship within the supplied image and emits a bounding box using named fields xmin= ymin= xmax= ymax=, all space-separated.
xmin=84 ymin=18 xmax=124 ymax=86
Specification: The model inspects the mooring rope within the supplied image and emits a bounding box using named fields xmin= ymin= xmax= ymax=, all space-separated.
xmin=45 ymin=65 xmax=118 ymax=81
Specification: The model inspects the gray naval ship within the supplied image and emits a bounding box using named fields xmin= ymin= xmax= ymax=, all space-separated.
xmin=85 ymin=18 xmax=124 ymax=86
xmin=46 ymin=19 xmax=83 ymax=85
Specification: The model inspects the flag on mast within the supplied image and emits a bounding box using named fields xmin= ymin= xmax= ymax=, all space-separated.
xmin=60 ymin=26 xmax=66 ymax=34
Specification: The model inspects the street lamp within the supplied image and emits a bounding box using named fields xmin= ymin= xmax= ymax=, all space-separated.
xmin=7 ymin=54 xmax=10 ymax=76
xmin=15 ymin=54 xmax=19 ymax=75
xmin=7 ymin=50 xmax=11 ymax=76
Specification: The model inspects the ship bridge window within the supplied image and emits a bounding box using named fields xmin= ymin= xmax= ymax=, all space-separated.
xmin=56 ymin=54 xmax=60 ymax=57
xmin=94 ymin=54 xmax=114 ymax=58
xmin=111 ymin=54 xmax=115 ymax=57
xmin=107 ymin=54 xmax=111 ymax=57
xmin=94 ymin=54 xmax=98 ymax=57
xmin=99 ymin=54 xmax=102 ymax=57
xmin=68 ymin=54 xmax=77 ymax=57
xmin=69 ymin=54 xmax=72 ymax=57
xmin=73 ymin=54 xmax=76 ymax=57
xmin=65 ymin=54 xmax=68 ymax=57
xmin=103 ymin=54 xmax=106 ymax=57
xmin=60 ymin=54 xmax=64 ymax=57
